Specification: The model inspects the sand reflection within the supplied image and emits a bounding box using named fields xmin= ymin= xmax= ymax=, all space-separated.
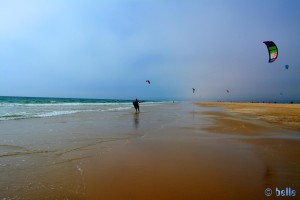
xmin=133 ymin=112 xmax=139 ymax=129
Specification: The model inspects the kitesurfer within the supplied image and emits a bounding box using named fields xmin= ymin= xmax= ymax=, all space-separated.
xmin=133 ymin=98 xmax=140 ymax=113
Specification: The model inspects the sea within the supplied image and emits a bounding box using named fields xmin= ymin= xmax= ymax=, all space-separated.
xmin=0 ymin=96 xmax=164 ymax=121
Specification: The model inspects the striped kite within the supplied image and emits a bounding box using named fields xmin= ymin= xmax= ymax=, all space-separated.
xmin=263 ymin=41 xmax=278 ymax=63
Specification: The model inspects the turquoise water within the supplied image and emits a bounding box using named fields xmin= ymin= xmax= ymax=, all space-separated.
xmin=0 ymin=96 xmax=162 ymax=121
xmin=0 ymin=96 xmax=135 ymax=104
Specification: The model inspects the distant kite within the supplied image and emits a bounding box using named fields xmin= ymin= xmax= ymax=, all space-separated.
xmin=263 ymin=41 xmax=278 ymax=63
xmin=226 ymin=90 xmax=230 ymax=93
xmin=285 ymin=65 xmax=289 ymax=69
xmin=146 ymin=80 xmax=150 ymax=84
xmin=192 ymin=88 xmax=195 ymax=93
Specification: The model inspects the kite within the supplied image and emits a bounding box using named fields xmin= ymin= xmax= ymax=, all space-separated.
xmin=146 ymin=80 xmax=150 ymax=84
xmin=226 ymin=90 xmax=230 ymax=93
xmin=192 ymin=88 xmax=195 ymax=93
xmin=263 ymin=41 xmax=278 ymax=63
xmin=285 ymin=65 xmax=289 ymax=69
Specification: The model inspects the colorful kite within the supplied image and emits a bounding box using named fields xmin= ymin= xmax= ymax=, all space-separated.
xmin=263 ymin=41 xmax=278 ymax=63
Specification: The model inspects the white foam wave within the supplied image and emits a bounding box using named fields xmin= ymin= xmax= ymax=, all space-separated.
xmin=0 ymin=101 xmax=169 ymax=121
xmin=104 ymin=106 xmax=132 ymax=111
xmin=36 ymin=110 xmax=80 ymax=117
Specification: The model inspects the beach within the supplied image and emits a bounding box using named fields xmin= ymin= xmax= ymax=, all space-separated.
xmin=198 ymin=102 xmax=300 ymax=131
xmin=1 ymin=102 xmax=300 ymax=199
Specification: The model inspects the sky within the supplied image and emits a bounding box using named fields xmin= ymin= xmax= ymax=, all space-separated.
xmin=0 ymin=0 xmax=299 ymax=101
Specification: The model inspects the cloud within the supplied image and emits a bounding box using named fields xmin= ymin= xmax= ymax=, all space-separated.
xmin=0 ymin=0 xmax=299 ymax=101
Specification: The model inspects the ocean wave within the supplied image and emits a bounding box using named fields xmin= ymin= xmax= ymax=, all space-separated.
xmin=0 ymin=111 xmax=81 ymax=121
xmin=0 ymin=106 xmax=134 ymax=121
xmin=0 ymin=102 xmax=133 ymax=107
xmin=104 ymin=106 xmax=132 ymax=111
xmin=0 ymin=102 xmax=167 ymax=110
xmin=0 ymin=114 xmax=31 ymax=121
xmin=36 ymin=110 xmax=80 ymax=117
xmin=0 ymin=100 xmax=169 ymax=121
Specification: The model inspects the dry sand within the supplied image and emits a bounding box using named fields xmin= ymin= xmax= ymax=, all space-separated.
xmin=0 ymin=102 xmax=300 ymax=199
xmin=198 ymin=102 xmax=300 ymax=131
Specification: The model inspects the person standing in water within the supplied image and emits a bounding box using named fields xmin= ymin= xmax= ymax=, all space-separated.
xmin=133 ymin=98 xmax=140 ymax=113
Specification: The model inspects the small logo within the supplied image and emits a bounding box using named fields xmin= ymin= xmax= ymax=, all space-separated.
xmin=275 ymin=187 xmax=296 ymax=197
xmin=265 ymin=188 xmax=272 ymax=196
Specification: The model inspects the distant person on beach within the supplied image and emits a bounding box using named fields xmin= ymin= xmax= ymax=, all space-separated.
xmin=133 ymin=98 xmax=140 ymax=113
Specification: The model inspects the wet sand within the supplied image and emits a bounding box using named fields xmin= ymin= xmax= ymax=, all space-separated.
xmin=197 ymin=102 xmax=300 ymax=197
xmin=1 ymin=102 xmax=300 ymax=199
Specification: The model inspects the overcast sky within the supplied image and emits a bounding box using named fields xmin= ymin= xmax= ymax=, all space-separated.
xmin=0 ymin=0 xmax=299 ymax=101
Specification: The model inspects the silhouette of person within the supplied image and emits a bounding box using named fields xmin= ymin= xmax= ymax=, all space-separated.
xmin=133 ymin=98 xmax=140 ymax=113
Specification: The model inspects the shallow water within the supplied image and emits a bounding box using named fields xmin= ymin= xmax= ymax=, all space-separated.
xmin=0 ymin=103 xmax=182 ymax=199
